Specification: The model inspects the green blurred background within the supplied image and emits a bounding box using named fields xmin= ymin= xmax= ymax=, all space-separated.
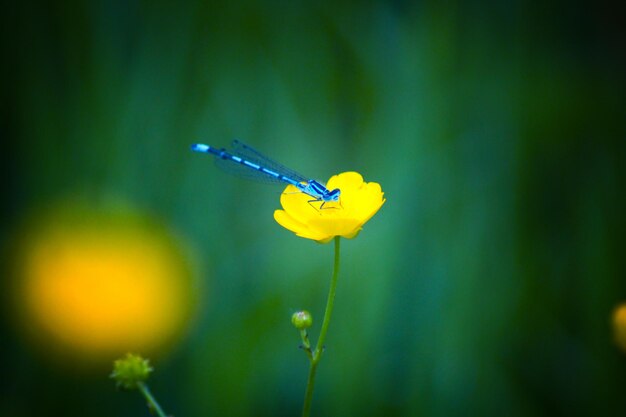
xmin=2 ymin=0 xmax=626 ymax=416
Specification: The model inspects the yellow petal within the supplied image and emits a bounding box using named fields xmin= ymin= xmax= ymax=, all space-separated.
xmin=273 ymin=210 xmax=330 ymax=242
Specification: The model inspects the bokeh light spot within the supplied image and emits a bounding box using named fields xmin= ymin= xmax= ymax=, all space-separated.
xmin=613 ymin=303 xmax=626 ymax=352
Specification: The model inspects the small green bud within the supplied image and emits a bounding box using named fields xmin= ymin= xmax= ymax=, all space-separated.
xmin=291 ymin=310 xmax=313 ymax=330
xmin=110 ymin=353 xmax=153 ymax=389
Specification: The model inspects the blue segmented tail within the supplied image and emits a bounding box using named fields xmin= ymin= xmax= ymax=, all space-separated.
xmin=191 ymin=140 xmax=341 ymax=208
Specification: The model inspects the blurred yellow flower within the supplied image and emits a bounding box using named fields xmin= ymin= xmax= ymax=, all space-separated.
xmin=274 ymin=172 xmax=385 ymax=243
xmin=12 ymin=202 xmax=196 ymax=363
xmin=613 ymin=303 xmax=626 ymax=352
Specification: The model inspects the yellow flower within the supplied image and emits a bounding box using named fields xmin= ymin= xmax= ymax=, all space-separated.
xmin=11 ymin=202 xmax=196 ymax=363
xmin=274 ymin=172 xmax=385 ymax=243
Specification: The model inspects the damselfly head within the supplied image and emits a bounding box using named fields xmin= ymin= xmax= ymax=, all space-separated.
xmin=327 ymin=188 xmax=341 ymax=202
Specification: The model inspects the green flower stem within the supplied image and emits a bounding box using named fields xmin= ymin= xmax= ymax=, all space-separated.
xmin=137 ymin=382 xmax=168 ymax=417
xmin=302 ymin=236 xmax=341 ymax=417
xmin=300 ymin=330 xmax=313 ymax=359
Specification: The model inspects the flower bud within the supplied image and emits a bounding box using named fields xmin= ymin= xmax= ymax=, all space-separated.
xmin=110 ymin=353 xmax=153 ymax=389
xmin=291 ymin=310 xmax=313 ymax=330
